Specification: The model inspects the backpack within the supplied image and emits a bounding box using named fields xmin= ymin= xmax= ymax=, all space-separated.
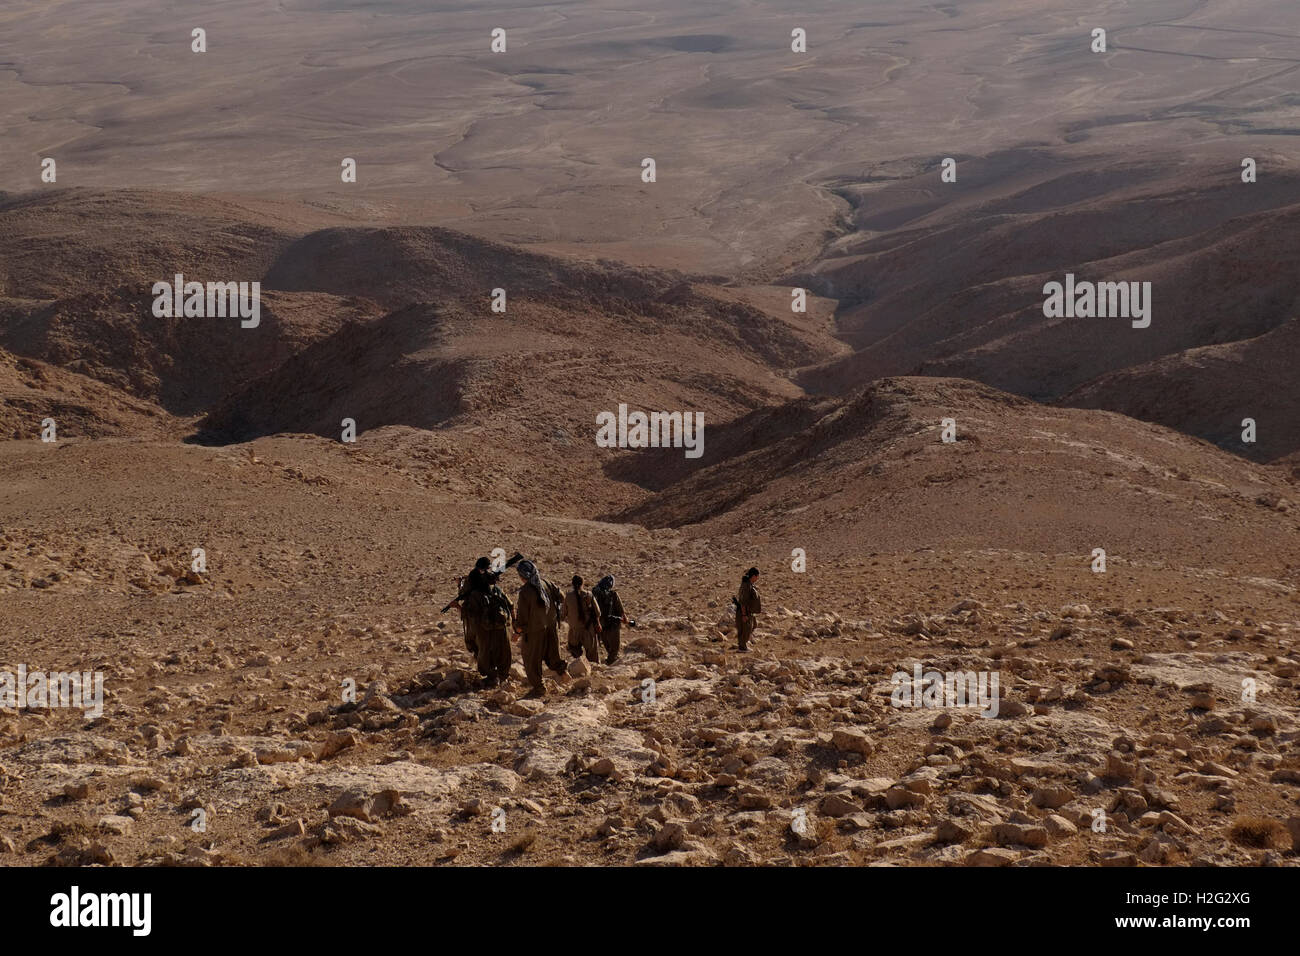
xmin=575 ymin=589 xmax=598 ymax=628
xmin=545 ymin=581 xmax=565 ymax=614
xmin=484 ymin=587 xmax=511 ymax=628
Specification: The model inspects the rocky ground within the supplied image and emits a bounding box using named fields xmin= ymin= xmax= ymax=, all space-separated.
xmin=2 ymin=423 xmax=1297 ymax=867
xmin=4 ymin=0 xmax=1300 ymax=873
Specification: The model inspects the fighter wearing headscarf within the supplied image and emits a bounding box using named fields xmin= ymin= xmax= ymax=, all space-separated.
xmin=735 ymin=567 xmax=761 ymax=652
xmin=592 ymin=574 xmax=628 ymax=664
xmin=512 ymin=559 xmax=567 ymax=696
xmin=450 ymin=557 xmax=494 ymax=656
xmin=562 ymin=574 xmax=603 ymax=663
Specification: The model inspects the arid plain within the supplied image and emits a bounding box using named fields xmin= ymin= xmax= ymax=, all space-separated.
xmin=1 ymin=0 xmax=1299 ymax=866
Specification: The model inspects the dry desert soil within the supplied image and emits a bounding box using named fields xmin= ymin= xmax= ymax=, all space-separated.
xmin=1 ymin=0 xmax=1299 ymax=867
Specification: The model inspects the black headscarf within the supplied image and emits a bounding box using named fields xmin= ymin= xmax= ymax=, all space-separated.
xmin=517 ymin=560 xmax=549 ymax=610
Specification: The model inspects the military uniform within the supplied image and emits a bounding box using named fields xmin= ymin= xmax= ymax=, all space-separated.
xmin=592 ymin=583 xmax=625 ymax=664
xmin=456 ymin=567 xmax=492 ymax=656
xmin=562 ymin=586 xmax=603 ymax=662
xmin=475 ymin=585 xmax=514 ymax=684
xmin=515 ymin=577 xmax=567 ymax=693
xmin=735 ymin=576 xmax=761 ymax=651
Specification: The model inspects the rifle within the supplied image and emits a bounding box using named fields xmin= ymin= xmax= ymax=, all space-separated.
xmin=440 ymin=553 xmax=526 ymax=612
xmin=592 ymin=584 xmax=634 ymax=629
xmin=440 ymin=576 xmax=467 ymax=614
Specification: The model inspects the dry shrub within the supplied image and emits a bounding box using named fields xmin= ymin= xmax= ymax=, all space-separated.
xmin=1229 ymin=817 xmax=1286 ymax=849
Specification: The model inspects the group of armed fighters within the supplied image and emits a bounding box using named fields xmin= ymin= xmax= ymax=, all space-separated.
xmin=445 ymin=553 xmax=631 ymax=698
xmin=446 ymin=555 xmax=763 ymax=698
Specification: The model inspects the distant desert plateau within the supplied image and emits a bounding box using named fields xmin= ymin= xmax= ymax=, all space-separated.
xmin=1 ymin=0 xmax=1299 ymax=867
